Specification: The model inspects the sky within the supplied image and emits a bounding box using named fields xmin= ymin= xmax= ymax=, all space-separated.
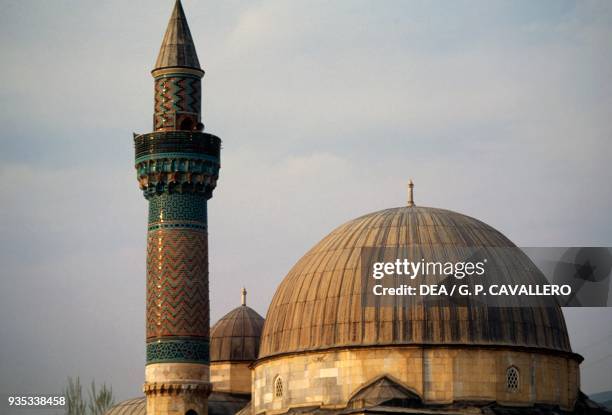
xmin=0 ymin=0 xmax=611 ymax=409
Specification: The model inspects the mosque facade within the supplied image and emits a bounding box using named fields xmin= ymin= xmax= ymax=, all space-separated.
xmin=106 ymin=2 xmax=609 ymax=415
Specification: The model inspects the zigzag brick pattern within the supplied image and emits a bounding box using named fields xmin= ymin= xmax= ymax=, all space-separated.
xmin=154 ymin=74 xmax=201 ymax=130
xmin=146 ymin=227 xmax=209 ymax=340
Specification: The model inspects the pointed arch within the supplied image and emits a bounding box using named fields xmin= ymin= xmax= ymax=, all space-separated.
xmin=347 ymin=374 xmax=422 ymax=408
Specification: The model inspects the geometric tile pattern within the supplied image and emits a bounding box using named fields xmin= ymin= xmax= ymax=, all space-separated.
xmin=146 ymin=227 xmax=209 ymax=341
xmin=146 ymin=338 xmax=210 ymax=364
xmin=148 ymin=193 xmax=207 ymax=223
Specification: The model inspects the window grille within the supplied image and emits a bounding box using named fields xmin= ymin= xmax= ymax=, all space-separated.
xmin=274 ymin=376 xmax=283 ymax=398
xmin=506 ymin=366 xmax=519 ymax=392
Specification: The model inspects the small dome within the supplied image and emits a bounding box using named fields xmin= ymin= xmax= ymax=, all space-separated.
xmin=105 ymin=393 xmax=249 ymax=415
xmin=211 ymin=293 xmax=265 ymax=362
xmin=104 ymin=397 xmax=145 ymax=415
xmin=259 ymin=206 xmax=572 ymax=359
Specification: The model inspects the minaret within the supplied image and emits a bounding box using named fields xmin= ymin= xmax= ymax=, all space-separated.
xmin=134 ymin=2 xmax=220 ymax=414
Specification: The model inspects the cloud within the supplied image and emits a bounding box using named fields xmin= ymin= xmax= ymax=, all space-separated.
xmin=1 ymin=0 xmax=611 ymax=403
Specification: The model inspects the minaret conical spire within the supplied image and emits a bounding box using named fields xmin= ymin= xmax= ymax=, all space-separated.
xmin=154 ymin=0 xmax=201 ymax=71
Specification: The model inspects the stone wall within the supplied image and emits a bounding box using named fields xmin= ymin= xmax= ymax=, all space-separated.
xmin=211 ymin=362 xmax=252 ymax=394
xmin=145 ymin=363 xmax=210 ymax=415
xmin=252 ymin=346 xmax=580 ymax=414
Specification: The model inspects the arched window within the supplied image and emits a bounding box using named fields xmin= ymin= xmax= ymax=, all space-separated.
xmin=186 ymin=411 xmax=198 ymax=415
xmin=274 ymin=376 xmax=283 ymax=398
xmin=506 ymin=366 xmax=519 ymax=392
xmin=179 ymin=118 xmax=195 ymax=131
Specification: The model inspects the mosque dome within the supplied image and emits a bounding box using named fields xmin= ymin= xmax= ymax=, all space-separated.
xmin=259 ymin=205 xmax=572 ymax=359
xmin=211 ymin=289 xmax=265 ymax=362
xmin=105 ymin=397 xmax=145 ymax=415
xmin=253 ymin=202 xmax=581 ymax=413
xmin=105 ymin=394 xmax=252 ymax=415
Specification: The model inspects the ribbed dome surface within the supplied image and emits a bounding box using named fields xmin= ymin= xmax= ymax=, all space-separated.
xmin=105 ymin=397 xmax=145 ymax=415
xmin=259 ymin=206 xmax=571 ymax=359
xmin=105 ymin=393 xmax=249 ymax=415
xmin=211 ymin=305 xmax=265 ymax=362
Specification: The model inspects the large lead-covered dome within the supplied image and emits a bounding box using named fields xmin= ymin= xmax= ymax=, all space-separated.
xmin=259 ymin=206 xmax=571 ymax=359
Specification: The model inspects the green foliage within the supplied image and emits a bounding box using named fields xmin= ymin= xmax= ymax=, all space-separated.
xmin=64 ymin=377 xmax=86 ymax=415
xmin=64 ymin=377 xmax=115 ymax=415
xmin=87 ymin=381 xmax=114 ymax=415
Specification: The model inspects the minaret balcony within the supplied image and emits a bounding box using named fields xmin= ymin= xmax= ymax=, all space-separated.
xmin=134 ymin=131 xmax=221 ymax=162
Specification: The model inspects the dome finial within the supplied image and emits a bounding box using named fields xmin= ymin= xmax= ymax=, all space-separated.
xmin=241 ymin=287 xmax=247 ymax=306
xmin=407 ymin=179 xmax=415 ymax=207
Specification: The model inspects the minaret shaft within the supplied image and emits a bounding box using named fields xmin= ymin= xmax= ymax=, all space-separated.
xmin=145 ymin=193 xmax=210 ymax=342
